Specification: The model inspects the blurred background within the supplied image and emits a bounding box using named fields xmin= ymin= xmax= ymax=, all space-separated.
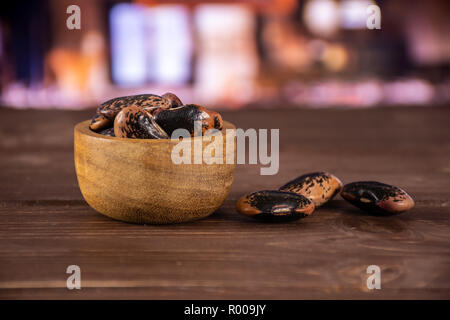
xmin=0 ymin=0 xmax=449 ymax=110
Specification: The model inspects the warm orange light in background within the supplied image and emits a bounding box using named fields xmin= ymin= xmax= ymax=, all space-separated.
xmin=47 ymin=32 xmax=107 ymax=99
xmin=193 ymin=4 xmax=258 ymax=108
xmin=136 ymin=0 xmax=299 ymax=14
xmin=0 ymin=0 xmax=449 ymax=109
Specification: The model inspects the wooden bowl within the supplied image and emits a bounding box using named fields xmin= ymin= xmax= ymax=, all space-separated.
xmin=74 ymin=120 xmax=236 ymax=224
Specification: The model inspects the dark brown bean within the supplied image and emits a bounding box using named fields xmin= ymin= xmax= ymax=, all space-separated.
xmin=341 ymin=181 xmax=415 ymax=215
xmin=236 ymin=190 xmax=315 ymax=222
xmin=162 ymin=92 xmax=183 ymax=108
xmin=280 ymin=172 xmax=343 ymax=207
xmin=99 ymin=127 xmax=115 ymax=137
xmin=89 ymin=113 xmax=113 ymax=132
xmin=114 ymin=106 xmax=169 ymax=139
xmin=209 ymin=110 xmax=223 ymax=130
xmin=153 ymin=104 xmax=216 ymax=136
xmin=97 ymin=94 xmax=171 ymax=121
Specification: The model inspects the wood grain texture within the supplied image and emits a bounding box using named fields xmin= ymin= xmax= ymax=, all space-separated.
xmin=74 ymin=120 xmax=235 ymax=224
xmin=0 ymin=107 xmax=449 ymax=299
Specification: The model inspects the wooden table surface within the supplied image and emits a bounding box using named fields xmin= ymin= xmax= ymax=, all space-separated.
xmin=0 ymin=107 xmax=449 ymax=299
